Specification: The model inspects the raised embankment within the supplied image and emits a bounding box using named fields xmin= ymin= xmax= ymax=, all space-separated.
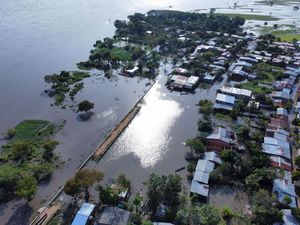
xmin=93 ymin=105 xmax=141 ymax=159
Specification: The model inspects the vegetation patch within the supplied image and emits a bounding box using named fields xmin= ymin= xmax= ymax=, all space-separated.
xmin=236 ymin=81 xmax=272 ymax=95
xmin=44 ymin=71 xmax=90 ymax=106
xmin=12 ymin=120 xmax=54 ymax=141
xmin=236 ymin=63 xmax=283 ymax=95
xmin=110 ymin=47 xmax=132 ymax=61
xmin=272 ymin=30 xmax=300 ymax=42
xmin=0 ymin=120 xmax=61 ymax=202
xmin=216 ymin=13 xmax=280 ymax=21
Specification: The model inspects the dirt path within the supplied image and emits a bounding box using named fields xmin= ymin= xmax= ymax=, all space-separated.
xmin=33 ymin=202 xmax=62 ymax=225
xmin=93 ymin=105 xmax=141 ymax=159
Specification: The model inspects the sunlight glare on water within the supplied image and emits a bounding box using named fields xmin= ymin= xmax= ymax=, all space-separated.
xmin=111 ymin=82 xmax=183 ymax=168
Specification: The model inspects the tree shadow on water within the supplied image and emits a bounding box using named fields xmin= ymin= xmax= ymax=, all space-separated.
xmin=5 ymin=202 xmax=33 ymax=225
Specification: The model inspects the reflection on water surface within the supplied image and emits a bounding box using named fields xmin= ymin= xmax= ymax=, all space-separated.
xmin=111 ymin=83 xmax=183 ymax=168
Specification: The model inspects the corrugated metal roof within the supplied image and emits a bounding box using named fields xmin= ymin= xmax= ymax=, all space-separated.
xmin=186 ymin=76 xmax=199 ymax=84
xmin=220 ymin=86 xmax=252 ymax=97
xmin=97 ymin=207 xmax=131 ymax=225
xmin=273 ymin=178 xmax=297 ymax=208
xmin=71 ymin=214 xmax=89 ymax=225
xmin=216 ymin=93 xmax=235 ymax=105
xmin=77 ymin=203 xmax=95 ymax=217
xmin=262 ymin=143 xmax=291 ymax=160
xmin=281 ymin=209 xmax=299 ymax=225
xmin=190 ymin=180 xmax=209 ymax=197
xmin=71 ymin=203 xmax=96 ymax=225
xmin=214 ymin=103 xmax=233 ymax=111
xmin=207 ymin=127 xmax=235 ymax=144
xmin=195 ymin=159 xmax=215 ymax=173
xmin=204 ymin=152 xmax=222 ymax=164
xmin=193 ymin=170 xmax=209 ymax=184
xmin=264 ymin=137 xmax=290 ymax=151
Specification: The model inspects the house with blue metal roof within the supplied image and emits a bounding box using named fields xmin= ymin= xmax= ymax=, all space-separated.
xmin=71 ymin=203 xmax=96 ymax=225
xmin=273 ymin=176 xmax=297 ymax=208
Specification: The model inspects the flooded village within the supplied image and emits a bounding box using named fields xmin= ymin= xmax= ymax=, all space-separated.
xmin=2 ymin=0 xmax=300 ymax=225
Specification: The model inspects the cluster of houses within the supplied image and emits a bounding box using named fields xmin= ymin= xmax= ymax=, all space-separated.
xmin=190 ymin=152 xmax=222 ymax=198
xmin=271 ymin=67 xmax=300 ymax=107
xmin=190 ymin=127 xmax=236 ymax=198
xmin=259 ymin=108 xmax=298 ymax=207
xmin=214 ymin=86 xmax=253 ymax=111
xmin=71 ymin=203 xmax=133 ymax=225
xmin=168 ymin=74 xmax=199 ymax=90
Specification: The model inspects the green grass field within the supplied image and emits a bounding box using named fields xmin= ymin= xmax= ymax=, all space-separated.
xmin=217 ymin=13 xmax=280 ymax=21
xmin=13 ymin=120 xmax=54 ymax=141
xmin=237 ymin=82 xmax=273 ymax=95
xmin=272 ymin=30 xmax=300 ymax=42
xmin=111 ymin=48 xmax=132 ymax=61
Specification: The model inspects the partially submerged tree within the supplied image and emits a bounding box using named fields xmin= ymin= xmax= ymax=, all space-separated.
xmin=42 ymin=140 xmax=59 ymax=161
xmin=15 ymin=176 xmax=37 ymax=200
xmin=190 ymin=205 xmax=221 ymax=225
xmin=11 ymin=141 xmax=32 ymax=161
xmin=64 ymin=168 xmax=104 ymax=201
xmin=77 ymin=100 xmax=94 ymax=120
xmin=117 ymin=174 xmax=131 ymax=190
xmin=6 ymin=128 xmax=16 ymax=139
xmin=186 ymin=138 xmax=205 ymax=157
xmin=143 ymin=173 xmax=182 ymax=221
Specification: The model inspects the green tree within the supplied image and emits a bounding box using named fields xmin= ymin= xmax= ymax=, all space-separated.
xmin=283 ymin=195 xmax=292 ymax=205
xmin=6 ymin=128 xmax=16 ymax=139
xmin=220 ymin=149 xmax=237 ymax=164
xmin=251 ymin=189 xmax=283 ymax=225
xmin=191 ymin=205 xmax=221 ymax=225
xmin=15 ymin=176 xmax=37 ymax=200
xmin=78 ymin=100 xmax=94 ymax=113
xmin=175 ymin=209 xmax=190 ymax=225
xmin=11 ymin=141 xmax=32 ymax=161
xmin=117 ymin=174 xmax=131 ymax=189
xmin=141 ymin=220 xmax=152 ymax=225
xmin=143 ymin=173 xmax=165 ymax=215
xmin=0 ymin=165 xmax=19 ymax=201
xmin=230 ymin=109 xmax=238 ymax=120
xmin=199 ymin=120 xmax=213 ymax=132
xmin=186 ymin=138 xmax=205 ymax=156
xmin=187 ymin=163 xmax=196 ymax=173
xmin=98 ymin=186 xmax=118 ymax=206
xmin=164 ymin=174 xmax=182 ymax=207
xmin=64 ymin=169 xmax=104 ymax=201
xmin=222 ymin=207 xmax=235 ymax=221
xmin=245 ymin=168 xmax=276 ymax=191
xmin=236 ymin=125 xmax=250 ymax=140
xmin=292 ymin=208 xmax=300 ymax=223
xmin=295 ymin=156 xmax=300 ymax=168
xmin=133 ymin=193 xmax=142 ymax=213
xmin=42 ymin=140 xmax=59 ymax=161
xmin=292 ymin=170 xmax=300 ymax=181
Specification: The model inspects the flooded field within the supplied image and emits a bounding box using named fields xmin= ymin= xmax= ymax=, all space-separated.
xmin=0 ymin=0 xmax=299 ymax=224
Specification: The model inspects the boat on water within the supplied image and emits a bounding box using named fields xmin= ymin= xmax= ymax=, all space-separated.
xmin=293 ymin=6 xmax=299 ymax=10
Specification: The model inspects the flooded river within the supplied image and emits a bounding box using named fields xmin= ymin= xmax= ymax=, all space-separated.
xmin=0 ymin=0 xmax=299 ymax=224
